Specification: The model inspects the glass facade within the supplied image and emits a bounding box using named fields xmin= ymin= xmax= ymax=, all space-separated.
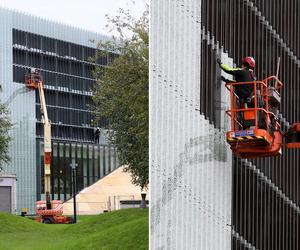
xmin=12 ymin=29 xmax=112 ymax=142
xmin=37 ymin=141 xmax=118 ymax=201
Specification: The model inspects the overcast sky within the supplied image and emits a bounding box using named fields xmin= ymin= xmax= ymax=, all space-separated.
xmin=0 ymin=0 xmax=147 ymax=34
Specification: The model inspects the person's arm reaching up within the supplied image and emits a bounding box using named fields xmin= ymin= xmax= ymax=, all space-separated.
xmin=217 ymin=58 xmax=243 ymax=76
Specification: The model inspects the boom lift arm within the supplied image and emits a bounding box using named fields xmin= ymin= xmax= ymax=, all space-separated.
xmin=25 ymin=69 xmax=52 ymax=208
xmin=25 ymin=69 xmax=73 ymax=224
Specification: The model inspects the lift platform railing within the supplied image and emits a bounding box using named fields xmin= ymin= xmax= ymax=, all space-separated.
xmin=25 ymin=72 xmax=43 ymax=89
xmin=225 ymin=76 xmax=283 ymax=133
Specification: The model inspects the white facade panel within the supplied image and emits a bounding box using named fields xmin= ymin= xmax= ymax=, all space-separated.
xmin=150 ymin=1 xmax=232 ymax=249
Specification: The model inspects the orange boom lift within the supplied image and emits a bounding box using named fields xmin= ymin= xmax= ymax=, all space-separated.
xmin=225 ymin=72 xmax=300 ymax=158
xmin=25 ymin=69 xmax=73 ymax=224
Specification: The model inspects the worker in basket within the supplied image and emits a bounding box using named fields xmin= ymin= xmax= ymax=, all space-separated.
xmin=217 ymin=57 xmax=265 ymax=129
xmin=29 ymin=68 xmax=41 ymax=84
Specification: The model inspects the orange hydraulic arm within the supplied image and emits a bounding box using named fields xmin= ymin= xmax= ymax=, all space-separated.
xmin=25 ymin=69 xmax=52 ymax=208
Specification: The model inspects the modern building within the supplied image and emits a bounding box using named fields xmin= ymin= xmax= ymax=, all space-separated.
xmin=0 ymin=7 xmax=119 ymax=214
xmin=151 ymin=0 xmax=300 ymax=249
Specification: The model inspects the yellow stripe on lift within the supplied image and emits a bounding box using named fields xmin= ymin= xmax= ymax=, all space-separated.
xmin=228 ymin=135 xmax=270 ymax=143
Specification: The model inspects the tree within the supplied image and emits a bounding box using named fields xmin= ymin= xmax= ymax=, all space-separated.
xmin=0 ymin=87 xmax=12 ymax=171
xmin=92 ymin=4 xmax=149 ymax=190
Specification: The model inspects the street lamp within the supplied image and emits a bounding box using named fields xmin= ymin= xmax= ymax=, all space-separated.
xmin=70 ymin=159 xmax=78 ymax=223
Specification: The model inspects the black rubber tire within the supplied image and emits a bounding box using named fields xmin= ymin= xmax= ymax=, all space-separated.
xmin=68 ymin=217 xmax=74 ymax=224
xmin=43 ymin=218 xmax=53 ymax=224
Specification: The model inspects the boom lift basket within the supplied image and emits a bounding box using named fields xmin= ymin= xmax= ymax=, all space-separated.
xmin=225 ymin=76 xmax=283 ymax=158
xmin=25 ymin=71 xmax=42 ymax=89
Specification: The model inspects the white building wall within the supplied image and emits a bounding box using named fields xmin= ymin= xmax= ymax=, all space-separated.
xmin=150 ymin=1 xmax=233 ymax=249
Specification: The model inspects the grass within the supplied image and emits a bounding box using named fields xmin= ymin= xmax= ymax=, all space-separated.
xmin=0 ymin=208 xmax=148 ymax=250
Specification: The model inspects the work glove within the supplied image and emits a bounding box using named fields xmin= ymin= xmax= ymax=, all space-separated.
xmin=216 ymin=58 xmax=222 ymax=65
xmin=220 ymin=76 xmax=230 ymax=83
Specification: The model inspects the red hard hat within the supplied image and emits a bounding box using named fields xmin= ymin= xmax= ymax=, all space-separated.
xmin=242 ymin=57 xmax=255 ymax=68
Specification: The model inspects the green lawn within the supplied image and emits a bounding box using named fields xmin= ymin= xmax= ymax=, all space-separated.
xmin=0 ymin=208 xmax=148 ymax=250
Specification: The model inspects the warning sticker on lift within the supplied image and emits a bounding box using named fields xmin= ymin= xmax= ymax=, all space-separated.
xmin=230 ymin=130 xmax=254 ymax=138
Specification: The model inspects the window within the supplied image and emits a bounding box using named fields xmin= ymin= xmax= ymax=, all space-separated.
xmin=57 ymin=74 xmax=69 ymax=89
xmin=28 ymin=53 xmax=41 ymax=68
xmin=57 ymin=41 xmax=69 ymax=56
xmin=70 ymin=44 xmax=83 ymax=60
xmin=71 ymin=62 xmax=83 ymax=76
xmin=13 ymin=66 xmax=27 ymax=83
xmin=43 ymin=56 xmax=56 ymax=71
xmin=96 ymin=52 xmax=108 ymax=65
xmin=69 ymin=75 xmax=82 ymax=91
xmin=84 ymin=47 xmax=95 ymax=62
xmin=83 ymin=79 xmax=94 ymax=92
xmin=13 ymin=49 xmax=26 ymax=65
xmin=57 ymin=59 xmax=69 ymax=74
xmin=84 ymin=64 xmax=94 ymax=78
xmin=42 ymin=37 xmax=56 ymax=53
xmin=27 ymin=33 xmax=41 ymax=49
xmin=13 ymin=29 xmax=26 ymax=45
xmin=42 ymin=70 xmax=56 ymax=86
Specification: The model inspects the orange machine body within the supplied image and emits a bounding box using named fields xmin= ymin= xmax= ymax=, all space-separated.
xmin=225 ymin=76 xmax=283 ymax=158
xmin=36 ymin=200 xmax=73 ymax=224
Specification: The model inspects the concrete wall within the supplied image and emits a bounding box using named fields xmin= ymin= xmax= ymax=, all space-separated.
xmin=0 ymin=174 xmax=17 ymax=213
xmin=0 ymin=7 xmax=107 ymax=214
xmin=150 ymin=1 xmax=232 ymax=249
